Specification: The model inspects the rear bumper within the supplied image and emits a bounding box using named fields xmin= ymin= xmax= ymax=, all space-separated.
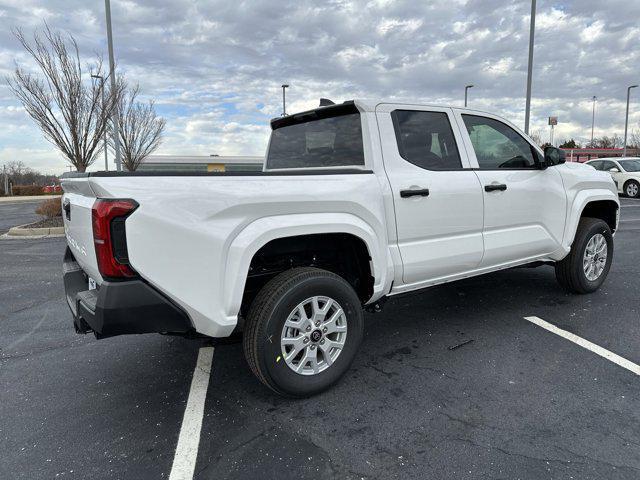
xmin=63 ymin=247 xmax=194 ymax=339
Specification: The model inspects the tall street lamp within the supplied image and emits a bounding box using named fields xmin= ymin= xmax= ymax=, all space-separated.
xmin=104 ymin=0 xmax=122 ymax=171
xmin=91 ymin=74 xmax=109 ymax=171
xmin=281 ymin=84 xmax=289 ymax=116
xmin=524 ymin=0 xmax=536 ymax=134
xmin=623 ymin=85 xmax=638 ymax=157
xmin=464 ymin=84 xmax=474 ymax=107
xmin=590 ymin=96 xmax=597 ymax=146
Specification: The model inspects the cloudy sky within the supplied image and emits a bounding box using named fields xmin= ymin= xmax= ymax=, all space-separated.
xmin=0 ymin=0 xmax=639 ymax=174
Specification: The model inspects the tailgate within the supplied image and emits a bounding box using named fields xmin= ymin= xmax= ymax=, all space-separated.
xmin=61 ymin=177 xmax=102 ymax=283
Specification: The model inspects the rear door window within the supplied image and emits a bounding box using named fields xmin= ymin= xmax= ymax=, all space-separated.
xmin=391 ymin=110 xmax=462 ymax=170
xmin=588 ymin=160 xmax=603 ymax=170
xmin=267 ymin=104 xmax=365 ymax=169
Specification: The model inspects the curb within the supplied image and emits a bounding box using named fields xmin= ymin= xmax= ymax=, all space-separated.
xmin=5 ymin=223 xmax=65 ymax=238
xmin=0 ymin=195 xmax=62 ymax=204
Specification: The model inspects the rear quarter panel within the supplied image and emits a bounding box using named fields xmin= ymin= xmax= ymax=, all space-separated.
xmin=89 ymin=173 xmax=392 ymax=337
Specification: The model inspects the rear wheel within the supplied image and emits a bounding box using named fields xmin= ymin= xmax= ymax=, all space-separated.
xmin=555 ymin=217 xmax=613 ymax=294
xmin=243 ymin=267 xmax=364 ymax=397
xmin=624 ymin=180 xmax=639 ymax=198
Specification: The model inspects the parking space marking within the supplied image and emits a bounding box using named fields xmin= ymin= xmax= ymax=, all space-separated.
xmin=524 ymin=316 xmax=640 ymax=376
xmin=169 ymin=346 xmax=214 ymax=480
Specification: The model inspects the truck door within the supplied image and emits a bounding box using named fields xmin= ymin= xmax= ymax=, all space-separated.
xmin=375 ymin=104 xmax=484 ymax=287
xmin=454 ymin=110 xmax=566 ymax=267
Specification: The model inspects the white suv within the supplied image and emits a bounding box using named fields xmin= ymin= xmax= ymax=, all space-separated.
xmin=586 ymin=157 xmax=640 ymax=198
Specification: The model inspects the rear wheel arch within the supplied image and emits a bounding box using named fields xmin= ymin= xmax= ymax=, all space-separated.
xmin=221 ymin=213 xmax=387 ymax=326
xmin=241 ymin=232 xmax=375 ymax=317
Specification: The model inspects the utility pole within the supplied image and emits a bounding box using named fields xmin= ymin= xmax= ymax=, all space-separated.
xmin=91 ymin=75 xmax=109 ymax=171
xmin=105 ymin=0 xmax=122 ymax=171
xmin=590 ymin=96 xmax=596 ymax=146
xmin=2 ymin=165 xmax=8 ymax=196
xmin=524 ymin=0 xmax=536 ymax=134
xmin=623 ymin=85 xmax=638 ymax=157
xmin=464 ymin=84 xmax=474 ymax=107
xmin=281 ymin=84 xmax=289 ymax=116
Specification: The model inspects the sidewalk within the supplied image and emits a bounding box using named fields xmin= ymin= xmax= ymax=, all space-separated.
xmin=0 ymin=195 xmax=61 ymax=204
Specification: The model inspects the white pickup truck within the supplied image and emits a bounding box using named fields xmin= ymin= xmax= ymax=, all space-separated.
xmin=61 ymin=100 xmax=619 ymax=397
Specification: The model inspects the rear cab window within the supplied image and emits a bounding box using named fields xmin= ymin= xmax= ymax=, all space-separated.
xmin=266 ymin=103 xmax=365 ymax=170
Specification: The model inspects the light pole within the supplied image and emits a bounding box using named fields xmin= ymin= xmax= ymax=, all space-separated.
xmin=2 ymin=165 xmax=8 ymax=196
xmin=281 ymin=84 xmax=289 ymax=116
xmin=464 ymin=84 xmax=474 ymax=107
xmin=524 ymin=0 xmax=536 ymax=134
xmin=104 ymin=0 xmax=122 ymax=171
xmin=590 ymin=96 xmax=596 ymax=146
xmin=91 ymin=74 xmax=109 ymax=171
xmin=623 ymin=84 xmax=638 ymax=157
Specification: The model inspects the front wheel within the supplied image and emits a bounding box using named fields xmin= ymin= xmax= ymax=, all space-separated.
xmin=624 ymin=180 xmax=639 ymax=198
xmin=555 ymin=217 xmax=613 ymax=294
xmin=243 ymin=267 xmax=364 ymax=397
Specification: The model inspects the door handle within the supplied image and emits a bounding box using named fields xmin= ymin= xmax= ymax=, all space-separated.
xmin=484 ymin=184 xmax=507 ymax=192
xmin=63 ymin=200 xmax=71 ymax=220
xmin=400 ymin=188 xmax=430 ymax=198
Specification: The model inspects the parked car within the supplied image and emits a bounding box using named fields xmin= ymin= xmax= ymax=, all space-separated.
xmin=43 ymin=184 xmax=62 ymax=194
xmin=585 ymin=157 xmax=640 ymax=198
xmin=61 ymin=100 xmax=619 ymax=397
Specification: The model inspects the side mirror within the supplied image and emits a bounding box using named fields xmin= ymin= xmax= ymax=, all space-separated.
xmin=609 ymin=167 xmax=620 ymax=173
xmin=544 ymin=146 xmax=566 ymax=167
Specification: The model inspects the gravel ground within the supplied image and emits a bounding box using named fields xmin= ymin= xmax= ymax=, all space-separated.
xmin=21 ymin=216 xmax=64 ymax=229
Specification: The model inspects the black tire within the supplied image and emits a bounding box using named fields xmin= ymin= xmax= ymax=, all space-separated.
xmin=555 ymin=217 xmax=613 ymax=294
xmin=243 ymin=267 xmax=364 ymax=397
xmin=624 ymin=179 xmax=640 ymax=198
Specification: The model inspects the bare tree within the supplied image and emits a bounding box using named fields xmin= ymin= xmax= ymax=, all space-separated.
xmin=529 ymin=129 xmax=544 ymax=146
xmin=5 ymin=160 xmax=28 ymax=176
xmin=587 ymin=134 xmax=623 ymax=149
xmin=6 ymin=25 xmax=122 ymax=172
xmin=110 ymin=83 xmax=165 ymax=171
xmin=629 ymin=128 xmax=640 ymax=149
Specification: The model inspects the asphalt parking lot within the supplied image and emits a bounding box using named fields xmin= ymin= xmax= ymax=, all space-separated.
xmin=0 ymin=200 xmax=40 ymax=234
xmin=1 ymin=198 xmax=640 ymax=479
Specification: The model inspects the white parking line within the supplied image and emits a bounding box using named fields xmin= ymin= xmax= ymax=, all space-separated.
xmin=524 ymin=316 xmax=640 ymax=376
xmin=169 ymin=346 xmax=215 ymax=480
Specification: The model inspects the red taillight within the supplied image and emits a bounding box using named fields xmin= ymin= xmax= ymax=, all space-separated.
xmin=92 ymin=199 xmax=138 ymax=279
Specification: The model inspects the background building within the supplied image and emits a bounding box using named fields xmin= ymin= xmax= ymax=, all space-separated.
xmin=138 ymin=155 xmax=264 ymax=172
xmin=561 ymin=148 xmax=640 ymax=163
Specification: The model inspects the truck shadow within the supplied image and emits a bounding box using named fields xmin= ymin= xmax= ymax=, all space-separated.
xmin=196 ymin=265 xmax=631 ymax=479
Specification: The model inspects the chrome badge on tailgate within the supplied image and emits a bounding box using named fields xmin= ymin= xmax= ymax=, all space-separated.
xmin=66 ymin=233 xmax=88 ymax=257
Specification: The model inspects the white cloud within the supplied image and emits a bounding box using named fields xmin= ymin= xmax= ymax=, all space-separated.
xmin=0 ymin=0 xmax=639 ymax=174
xmin=376 ymin=18 xmax=422 ymax=36
xmin=580 ymin=20 xmax=605 ymax=44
